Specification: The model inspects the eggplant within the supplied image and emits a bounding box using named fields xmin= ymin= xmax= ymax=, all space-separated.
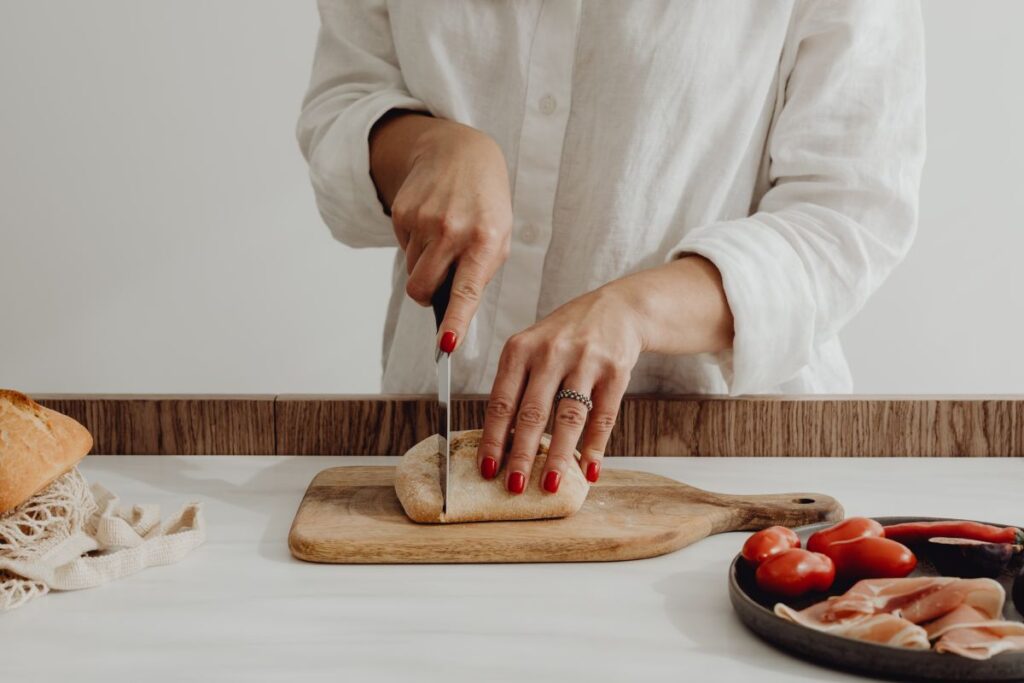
xmin=926 ymin=537 xmax=1022 ymax=579
xmin=1014 ymin=567 xmax=1024 ymax=616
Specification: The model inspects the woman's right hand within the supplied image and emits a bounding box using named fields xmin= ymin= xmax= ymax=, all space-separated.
xmin=370 ymin=112 xmax=512 ymax=352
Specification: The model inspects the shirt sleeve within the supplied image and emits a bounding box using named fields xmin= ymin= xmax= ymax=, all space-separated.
xmin=667 ymin=0 xmax=925 ymax=395
xmin=296 ymin=0 xmax=428 ymax=248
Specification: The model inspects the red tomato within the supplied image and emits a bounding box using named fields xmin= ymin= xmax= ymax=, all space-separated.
xmin=755 ymin=549 xmax=835 ymax=597
xmin=742 ymin=526 xmax=801 ymax=565
xmin=823 ymin=536 xmax=917 ymax=579
xmin=806 ymin=517 xmax=884 ymax=554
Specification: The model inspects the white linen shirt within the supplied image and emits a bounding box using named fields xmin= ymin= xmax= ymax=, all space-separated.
xmin=297 ymin=0 xmax=925 ymax=395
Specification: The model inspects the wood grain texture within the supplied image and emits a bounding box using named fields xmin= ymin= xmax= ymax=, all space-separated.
xmin=274 ymin=395 xmax=436 ymax=458
xmin=276 ymin=395 xmax=1024 ymax=457
xmin=33 ymin=394 xmax=276 ymax=455
xmin=25 ymin=394 xmax=1024 ymax=456
xmin=287 ymin=465 xmax=844 ymax=563
xmin=616 ymin=396 xmax=1024 ymax=457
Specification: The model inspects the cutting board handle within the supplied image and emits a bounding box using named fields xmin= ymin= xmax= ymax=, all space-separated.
xmin=708 ymin=491 xmax=844 ymax=534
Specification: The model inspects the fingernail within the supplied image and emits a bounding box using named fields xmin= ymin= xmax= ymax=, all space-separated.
xmin=481 ymin=457 xmax=498 ymax=480
xmin=507 ymin=471 xmax=525 ymax=495
xmin=586 ymin=461 xmax=601 ymax=483
xmin=543 ymin=470 xmax=560 ymax=494
xmin=439 ymin=331 xmax=457 ymax=354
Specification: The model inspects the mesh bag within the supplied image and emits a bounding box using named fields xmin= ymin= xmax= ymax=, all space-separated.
xmin=0 ymin=468 xmax=205 ymax=612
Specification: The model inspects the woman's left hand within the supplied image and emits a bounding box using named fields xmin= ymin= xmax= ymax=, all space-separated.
xmin=476 ymin=255 xmax=734 ymax=494
xmin=476 ymin=284 xmax=642 ymax=494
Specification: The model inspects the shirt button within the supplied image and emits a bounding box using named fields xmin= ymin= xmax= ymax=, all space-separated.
xmin=538 ymin=94 xmax=557 ymax=115
xmin=521 ymin=224 xmax=539 ymax=244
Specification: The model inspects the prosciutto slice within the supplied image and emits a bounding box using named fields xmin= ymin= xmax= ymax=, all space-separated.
xmin=774 ymin=577 xmax=1024 ymax=660
xmin=898 ymin=578 xmax=1005 ymax=624
xmin=817 ymin=577 xmax=954 ymax=622
xmin=774 ymin=600 xmax=930 ymax=649
xmin=927 ymin=605 xmax=1024 ymax=660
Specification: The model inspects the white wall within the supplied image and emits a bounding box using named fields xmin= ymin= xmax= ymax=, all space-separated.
xmin=0 ymin=1 xmax=389 ymax=393
xmin=843 ymin=1 xmax=1024 ymax=393
xmin=1 ymin=1 xmax=1021 ymax=395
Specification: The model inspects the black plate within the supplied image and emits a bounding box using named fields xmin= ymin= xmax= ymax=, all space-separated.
xmin=729 ymin=516 xmax=1024 ymax=682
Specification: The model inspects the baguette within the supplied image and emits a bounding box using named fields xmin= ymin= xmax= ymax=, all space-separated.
xmin=0 ymin=389 xmax=92 ymax=514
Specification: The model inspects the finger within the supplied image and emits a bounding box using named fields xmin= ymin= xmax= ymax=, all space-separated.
xmin=438 ymin=243 xmax=503 ymax=353
xmin=405 ymin=233 xmax=425 ymax=276
xmin=477 ymin=338 xmax=528 ymax=480
xmin=390 ymin=201 xmax=412 ymax=251
xmin=395 ymin=226 xmax=411 ymax=251
xmin=405 ymin=239 xmax=452 ymax=307
xmin=505 ymin=364 xmax=562 ymax=495
xmin=541 ymin=372 xmax=597 ymax=494
xmin=577 ymin=369 xmax=629 ymax=483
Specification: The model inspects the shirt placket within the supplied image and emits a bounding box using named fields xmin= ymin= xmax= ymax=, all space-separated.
xmin=480 ymin=0 xmax=582 ymax=389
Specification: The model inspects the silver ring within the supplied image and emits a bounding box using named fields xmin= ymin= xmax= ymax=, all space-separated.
xmin=555 ymin=388 xmax=593 ymax=411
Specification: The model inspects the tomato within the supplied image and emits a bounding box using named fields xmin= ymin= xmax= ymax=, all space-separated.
xmin=806 ymin=517 xmax=884 ymax=554
xmin=755 ymin=549 xmax=835 ymax=597
xmin=823 ymin=536 xmax=917 ymax=579
xmin=742 ymin=526 xmax=801 ymax=565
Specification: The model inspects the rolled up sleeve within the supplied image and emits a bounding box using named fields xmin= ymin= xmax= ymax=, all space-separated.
xmin=668 ymin=0 xmax=925 ymax=394
xmin=296 ymin=0 xmax=427 ymax=248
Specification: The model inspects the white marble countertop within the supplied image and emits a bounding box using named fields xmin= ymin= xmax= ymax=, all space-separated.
xmin=2 ymin=456 xmax=1022 ymax=683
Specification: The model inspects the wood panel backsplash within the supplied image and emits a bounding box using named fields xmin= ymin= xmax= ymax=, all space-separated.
xmin=32 ymin=394 xmax=1024 ymax=457
xmin=37 ymin=394 xmax=276 ymax=455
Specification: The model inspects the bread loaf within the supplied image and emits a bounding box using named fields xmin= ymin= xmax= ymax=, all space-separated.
xmin=0 ymin=390 xmax=93 ymax=514
xmin=395 ymin=429 xmax=589 ymax=523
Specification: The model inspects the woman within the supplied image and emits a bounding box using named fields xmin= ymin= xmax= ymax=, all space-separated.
xmin=297 ymin=2 xmax=925 ymax=495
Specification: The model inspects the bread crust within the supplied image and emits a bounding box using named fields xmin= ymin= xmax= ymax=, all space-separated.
xmin=0 ymin=389 xmax=93 ymax=514
xmin=395 ymin=429 xmax=589 ymax=524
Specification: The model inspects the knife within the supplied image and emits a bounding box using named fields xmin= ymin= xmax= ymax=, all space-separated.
xmin=431 ymin=267 xmax=455 ymax=514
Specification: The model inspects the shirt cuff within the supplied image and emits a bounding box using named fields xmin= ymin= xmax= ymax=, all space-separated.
xmin=306 ymin=90 xmax=427 ymax=248
xmin=666 ymin=216 xmax=816 ymax=395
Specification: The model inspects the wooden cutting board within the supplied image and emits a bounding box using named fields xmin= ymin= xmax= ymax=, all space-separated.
xmin=288 ymin=466 xmax=843 ymax=563
xmin=286 ymin=466 xmax=839 ymax=565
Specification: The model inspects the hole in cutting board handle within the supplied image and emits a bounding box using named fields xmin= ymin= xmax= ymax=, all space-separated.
xmin=792 ymin=498 xmax=816 ymax=504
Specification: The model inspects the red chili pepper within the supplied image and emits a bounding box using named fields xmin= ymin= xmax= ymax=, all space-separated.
xmin=884 ymin=521 xmax=1024 ymax=545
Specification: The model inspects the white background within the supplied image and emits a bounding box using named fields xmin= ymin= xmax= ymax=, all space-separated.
xmin=1 ymin=1 xmax=1021 ymax=395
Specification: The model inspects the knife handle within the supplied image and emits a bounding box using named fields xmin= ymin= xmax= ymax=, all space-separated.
xmin=431 ymin=265 xmax=456 ymax=331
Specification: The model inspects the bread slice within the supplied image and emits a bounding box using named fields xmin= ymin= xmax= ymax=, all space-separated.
xmin=395 ymin=429 xmax=589 ymax=523
xmin=0 ymin=389 xmax=93 ymax=514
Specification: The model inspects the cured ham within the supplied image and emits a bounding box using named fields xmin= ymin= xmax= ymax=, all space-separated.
xmin=898 ymin=578 xmax=1004 ymax=624
xmin=927 ymin=605 xmax=1024 ymax=660
xmin=774 ymin=577 xmax=1024 ymax=660
xmin=818 ymin=576 xmax=954 ymax=621
xmin=774 ymin=600 xmax=930 ymax=649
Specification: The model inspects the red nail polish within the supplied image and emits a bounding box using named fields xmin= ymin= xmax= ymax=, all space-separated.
xmin=543 ymin=470 xmax=560 ymax=493
xmin=439 ymin=331 xmax=457 ymax=354
xmin=508 ymin=471 xmax=525 ymax=494
xmin=586 ymin=461 xmax=601 ymax=483
xmin=481 ymin=457 xmax=498 ymax=480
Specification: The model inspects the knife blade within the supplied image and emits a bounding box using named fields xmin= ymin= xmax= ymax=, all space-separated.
xmin=431 ymin=267 xmax=455 ymax=514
